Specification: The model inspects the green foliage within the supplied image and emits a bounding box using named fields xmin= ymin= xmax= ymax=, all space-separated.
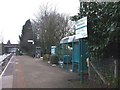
xmin=71 ymin=2 xmax=120 ymax=59
xmin=19 ymin=19 xmax=34 ymax=56
xmin=70 ymin=15 xmax=80 ymax=21
xmin=107 ymin=77 xmax=119 ymax=88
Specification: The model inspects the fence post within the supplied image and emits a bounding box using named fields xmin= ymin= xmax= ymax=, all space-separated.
xmin=86 ymin=58 xmax=90 ymax=80
xmin=114 ymin=60 xmax=117 ymax=78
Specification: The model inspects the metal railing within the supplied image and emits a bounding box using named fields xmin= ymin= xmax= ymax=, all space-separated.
xmin=0 ymin=53 xmax=12 ymax=74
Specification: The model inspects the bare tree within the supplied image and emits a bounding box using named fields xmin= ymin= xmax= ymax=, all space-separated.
xmin=32 ymin=4 xmax=68 ymax=54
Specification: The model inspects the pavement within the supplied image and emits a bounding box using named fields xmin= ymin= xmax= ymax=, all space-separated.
xmin=1 ymin=55 xmax=87 ymax=88
xmin=1 ymin=55 xmax=109 ymax=89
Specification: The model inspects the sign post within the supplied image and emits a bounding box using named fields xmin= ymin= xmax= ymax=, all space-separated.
xmin=75 ymin=16 xmax=88 ymax=83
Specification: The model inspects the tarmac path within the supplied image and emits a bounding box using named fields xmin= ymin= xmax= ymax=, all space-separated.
xmin=2 ymin=55 xmax=84 ymax=88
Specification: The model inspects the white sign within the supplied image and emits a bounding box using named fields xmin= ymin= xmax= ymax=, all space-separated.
xmin=75 ymin=17 xmax=87 ymax=29
xmin=75 ymin=28 xmax=88 ymax=39
xmin=75 ymin=17 xmax=87 ymax=39
xmin=28 ymin=40 xmax=34 ymax=44
xmin=28 ymin=40 xmax=33 ymax=42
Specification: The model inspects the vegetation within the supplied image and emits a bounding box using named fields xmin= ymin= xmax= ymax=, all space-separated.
xmin=71 ymin=2 xmax=120 ymax=60
xmin=18 ymin=1 xmax=119 ymax=87
xmin=19 ymin=5 xmax=68 ymax=55
xmin=31 ymin=4 xmax=68 ymax=54
xmin=19 ymin=19 xmax=34 ymax=56
xmin=71 ymin=2 xmax=120 ymax=87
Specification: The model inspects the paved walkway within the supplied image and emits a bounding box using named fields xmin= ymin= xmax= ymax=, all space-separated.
xmin=2 ymin=55 xmax=86 ymax=88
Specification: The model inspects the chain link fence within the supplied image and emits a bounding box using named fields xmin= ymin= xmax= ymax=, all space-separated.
xmin=88 ymin=58 xmax=118 ymax=88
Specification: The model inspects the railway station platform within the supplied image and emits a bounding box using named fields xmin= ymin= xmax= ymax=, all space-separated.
xmin=1 ymin=55 xmax=84 ymax=88
xmin=1 ymin=55 xmax=106 ymax=89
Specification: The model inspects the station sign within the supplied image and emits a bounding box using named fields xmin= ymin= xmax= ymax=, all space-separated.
xmin=75 ymin=17 xmax=88 ymax=39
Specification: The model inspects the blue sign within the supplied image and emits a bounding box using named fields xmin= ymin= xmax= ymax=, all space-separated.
xmin=51 ymin=46 xmax=56 ymax=55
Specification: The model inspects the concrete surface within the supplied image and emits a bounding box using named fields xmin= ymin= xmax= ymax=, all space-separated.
xmin=1 ymin=55 xmax=106 ymax=88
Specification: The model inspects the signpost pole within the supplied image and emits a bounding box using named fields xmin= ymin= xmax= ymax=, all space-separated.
xmin=74 ymin=3 xmax=87 ymax=82
xmin=78 ymin=2 xmax=85 ymax=83
xmin=80 ymin=39 xmax=83 ymax=83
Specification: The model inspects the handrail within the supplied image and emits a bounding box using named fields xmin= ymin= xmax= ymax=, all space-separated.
xmin=0 ymin=54 xmax=12 ymax=65
xmin=0 ymin=53 xmax=12 ymax=75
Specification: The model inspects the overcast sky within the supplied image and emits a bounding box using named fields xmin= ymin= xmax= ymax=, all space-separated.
xmin=0 ymin=0 xmax=79 ymax=44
